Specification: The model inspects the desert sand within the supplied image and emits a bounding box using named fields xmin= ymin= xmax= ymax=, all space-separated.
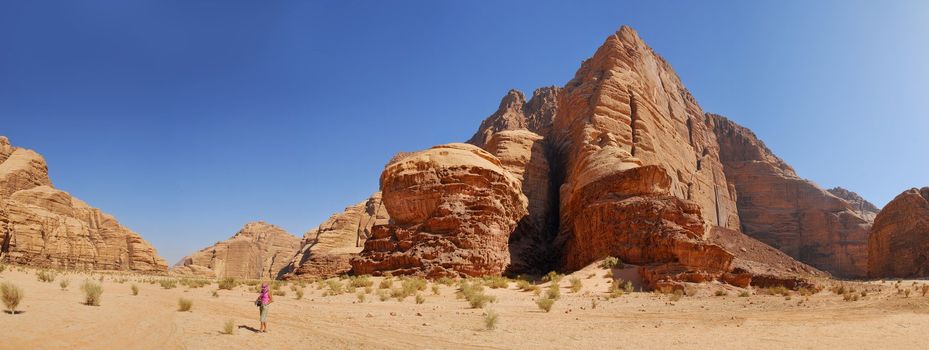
xmin=3 ymin=263 xmax=929 ymax=350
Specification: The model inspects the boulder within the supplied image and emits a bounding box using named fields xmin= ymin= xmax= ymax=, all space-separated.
xmin=351 ymin=143 xmax=527 ymax=277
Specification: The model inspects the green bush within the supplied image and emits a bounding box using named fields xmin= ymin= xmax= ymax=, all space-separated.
xmin=569 ymin=277 xmax=582 ymax=293
xmin=160 ymin=279 xmax=178 ymax=289
xmin=131 ymin=284 xmax=139 ymax=296
xmin=599 ymin=257 xmax=622 ymax=269
xmin=536 ymin=297 xmax=555 ymax=312
xmin=36 ymin=270 xmax=56 ymax=283
xmin=59 ymin=278 xmax=71 ymax=291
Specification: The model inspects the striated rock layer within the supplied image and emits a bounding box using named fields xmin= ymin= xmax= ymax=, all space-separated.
xmin=282 ymin=193 xmax=388 ymax=279
xmin=0 ymin=136 xmax=167 ymax=273
xmin=828 ymin=187 xmax=880 ymax=222
xmin=868 ymin=187 xmax=929 ymax=278
xmin=172 ymin=221 xmax=300 ymax=279
xmin=710 ymin=114 xmax=872 ymax=278
xmin=351 ymin=144 xmax=527 ymax=277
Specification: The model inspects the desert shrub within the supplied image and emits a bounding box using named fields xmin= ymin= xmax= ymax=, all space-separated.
xmin=843 ymin=292 xmax=859 ymax=302
xmin=349 ymin=275 xmax=374 ymax=288
xmin=798 ymin=287 xmax=813 ymax=296
xmin=436 ymin=277 xmax=455 ymax=286
xmin=415 ymin=294 xmax=425 ymax=304
xmin=60 ymin=278 xmax=71 ymax=291
xmin=0 ymin=264 xmax=5 ymax=273
xmin=356 ymin=291 xmax=366 ymax=303
xmin=218 ymin=278 xmax=237 ymax=290
xmin=178 ymin=298 xmax=193 ymax=312
xmin=569 ymin=277 xmax=583 ymax=293
xmin=377 ymin=289 xmax=390 ymax=302
xmin=536 ymin=297 xmax=555 ymax=312
xmin=272 ymin=290 xmax=286 ymax=297
xmin=431 ymin=284 xmax=440 ymax=295
xmin=483 ymin=309 xmax=499 ymax=330
xmin=222 ymin=319 xmax=235 ymax=335
xmin=81 ymin=280 xmax=103 ymax=306
xmin=622 ymin=281 xmax=634 ymax=293
xmin=905 ymin=289 xmax=912 ymax=298
xmin=670 ymin=289 xmax=684 ymax=302
xmin=211 ymin=290 xmax=219 ymax=298
xmin=1 ymin=282 xmax=24 ymax=313
xmin=543 ymin=271 xmax=562 ymax=284
xmin=714 ymin=290 xmax=728 ymax=297
xmin=546 ymin=282 xmax=561 ymax=300
xmin=160 ymin=279 xmax=178 ymax=289
xmin=921 ymin=285 xmax=929 ymax=297
xmin=599 ymin=256 xmax=622 ymax=269
xmin=457 ymin=281 xmax=484 ymax=300
xmin=764 ymin=286 xmax=790 ymax=296
xmin=608 ymin=280 xmax=624 ymax=299
xmin=378 ymin=278 xmax=393 ymax=290
xmin=516 ymin=279 xmax=532 ymax=291
xmin=468 ymin=293 xmax=495 ymax=308
xmin=131 ymin=284 xmax=139 ymax=296
xmin=37 ymin=270 xmax=56 ymax=283
xmin=364 ymin=286 xmax=373 ymax=294
xmin=590 ymin=298 xmax=598 ymax=309
xmin=324 ymin=279 xmax=343 ymax=296
xmin=739 ymin=291 xmax=750 ymax=297
xmin=485 ymin=276 xmax=510 ymax=289
xmin=587 ymin=273 xmax=596 ymax=279
xmin=295 ymin=289 xmax=304 ymax=300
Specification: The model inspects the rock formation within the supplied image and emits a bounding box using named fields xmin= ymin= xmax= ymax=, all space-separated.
xmin=828 ymin=187 xmax=880 ymax=222
xmin=710 ymin=114 xmax=872 ymax=278
xmin=351 ymin=144 xmax=527 ymax=277
xmin=868 ymin=187 xmax=929 ymax=278
xmin=281 ymin=193 xmax=388 ymax=279
xmin=0 ymin=136 xmax=167 ymax=273
xmin=172 ymin=221 xmax=300 ymax=279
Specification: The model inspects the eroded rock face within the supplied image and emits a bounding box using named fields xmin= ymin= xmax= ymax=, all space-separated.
xmin=549 ymin=27 xmax=740 ymax=287
xmin=0 ymin=136 xmax=167 ymax=273
xmin=467 ymin=87 xmax=561 ymax=148
xmin=351 ymin=144 xmax=527 ymax=277
xmin=173 ymin=221 xmax=301 ymax=279
xmin=281 ymin=193 xmax=389 ymax=279
xmin=710 ymin=114 xmax=872 ymax=278
xmin=828 ymin=187 xmax=880 ymax=222
xmin=868 ymin=187 xmax=929 ymax=278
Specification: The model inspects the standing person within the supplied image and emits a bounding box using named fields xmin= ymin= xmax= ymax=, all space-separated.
xmin=256 ymin=282 xmax=273 ymax=333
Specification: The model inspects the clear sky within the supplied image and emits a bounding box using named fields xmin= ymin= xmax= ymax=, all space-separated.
xmin=2 ymin=1 xmax=927 ymax=264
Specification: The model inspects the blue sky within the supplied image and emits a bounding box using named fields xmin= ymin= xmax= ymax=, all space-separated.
xmin=2 ymin=1 xmax=927 ymax=264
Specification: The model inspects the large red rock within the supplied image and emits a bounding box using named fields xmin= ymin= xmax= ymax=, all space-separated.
xmin=282 ymin=193 xmax=389 ymax=279
xmin=868 ymin=187 xmax=929 ymax=278
xmin=828 ymin=187 xmax=880 ymax=222
xmin=172 ymin=221 xmax=301 ymax=279
xmin=351 ymin=143 xmax=527 ymax=277
xmin=0 ymin=136 xmax=167 ymax=273
xmin=710 ymin=114 xmax=872 ymax=277
xmin=550 ymin=26 xmax=740 ymax=286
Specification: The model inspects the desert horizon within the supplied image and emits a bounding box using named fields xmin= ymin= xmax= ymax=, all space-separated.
xmin=2 ymin=1 xmax=929 ymax=349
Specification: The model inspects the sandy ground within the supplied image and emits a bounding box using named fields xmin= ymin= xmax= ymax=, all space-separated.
xmin=2 ymin=264 xmax=929 ymax=350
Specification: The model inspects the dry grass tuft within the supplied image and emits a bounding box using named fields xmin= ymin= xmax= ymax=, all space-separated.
xmin=178 ymin=298 xmax=193 ymax=312
xmin=222 ymin=319 xmax=235 ymax=335
xmin=81 ymin=280 xmax=103 ymax=306
xmin=1 ymin=282 xmax=24 ymax=313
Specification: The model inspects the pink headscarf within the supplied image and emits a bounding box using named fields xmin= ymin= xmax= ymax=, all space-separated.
xmin=260 ymin=283 xmax=270 ymax=304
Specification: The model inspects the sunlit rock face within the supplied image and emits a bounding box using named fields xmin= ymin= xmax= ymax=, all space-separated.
xmin=0 ymin=136 xmax=167 ymax=273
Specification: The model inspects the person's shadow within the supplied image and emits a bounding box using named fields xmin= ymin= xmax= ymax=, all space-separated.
xmin=238 ymin=325 xmax=261 ymax=333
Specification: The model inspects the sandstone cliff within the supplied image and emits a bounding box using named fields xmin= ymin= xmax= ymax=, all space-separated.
xmin=0 ymin=136 xmax=167 ymax=273
xmin=868 ymin=187 xmax=929 ymax=278
xmin=351 ymin=144 xmax=527 ymax=277
xmin=281 ymin=193 xmax=388 ymax=279
xmin=172 ymin=221 xmax=300 ymax=279
xmin=710 ymin=114 xmax=872 ymax=277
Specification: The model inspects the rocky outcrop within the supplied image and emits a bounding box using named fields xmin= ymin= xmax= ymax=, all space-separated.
xmin=467 ymin=87 xmax=561 ymax=149
xmin=351 ymin=144 xmax=527 ymax=277
xmin=828 ymin=187 xmax=879 ymax=222
xmin=0 ymin=136 xmax=167 ymax=273
xmin=868 ymin=187 xmax=929 ymax=278
xmin=710 ymin=114 xmax=872 ymax=278
xmin=709 ymin=227 xmax=826 ymax=289
xmin=549 ymin=26 xmax=741 ymax=287
xmin=281 ymin=193 xmax=388 ymax=279
xmin=173 ymin=221 xmax=300 ymax=279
